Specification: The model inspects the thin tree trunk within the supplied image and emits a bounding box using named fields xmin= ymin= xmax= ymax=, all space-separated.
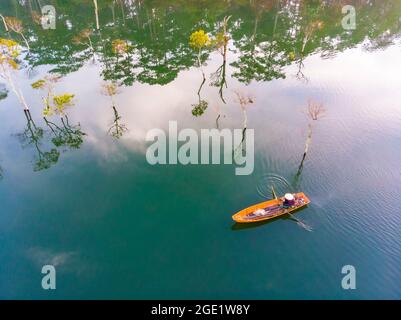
xmin=215 ymin=114 xmax=221 ymax=129
xmin=93 ymin=0 xmax=100 ymax=30
xmin=298 ymin=123 xmax=313 ymax=172
xmin=111 ymin=3 xmax=115 ymax=24
xmin=3 ymin=67 xmax=29 ymax=111
xmin=36 ymin=0 xmax=43 ymax=11
xmin=87 ymin=35 xmax=96 ymax=62
xmin=19 ymin=32 xmax=30 ymax=51
xmin=0 ymin=14 xmax=8 ymax=32
xmin=218 ymin=61 xmax=227 ymax=104
xmin=44 ymin=117 xmax=57 ymax=135
xmin=112 ymin=105 xmax=120 ymax=136
xmin=302 ymin=34 xmax=309 ymax=54
xmin=118 ymin=0 xmax=125 ymax=24
xmin=196 ymin=50 xmax=206 ymax=97
xmin=241 ymin=106 xmax=248 ymax=143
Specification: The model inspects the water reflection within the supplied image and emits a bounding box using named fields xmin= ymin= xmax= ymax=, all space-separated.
xmin=101 ymin=82 xmax=128 ymax=139
xmin=0 ymin=0 xmax=400 ymax=172
xmin=15 ymin=110 xmax=60 ymax=172
xmin=0 ymin=83 xmax=7 ymax=100
xmin=293 ymin=101 xmax=325 ymax=187
xmin=1 ymin=0 xmax=401 ymax=299
xmin=2 ymin=0 xmax=398 ymax=84
xmin=44 ymin=115 xmax=85 ymax=150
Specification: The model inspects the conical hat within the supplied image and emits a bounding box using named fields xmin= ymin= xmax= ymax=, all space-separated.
xmin=285 ymin=193 xmax=294 ymax=201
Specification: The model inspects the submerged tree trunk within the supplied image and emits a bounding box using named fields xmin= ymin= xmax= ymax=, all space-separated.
xmin=24 ymin=109 xmax=32 ymax=122
xmin=296 ymin=123 xmax=313 ymax=178
xmin=112 ymin=105 xmax=121 ymax=136
xmin=241 ymin=105 xmax=248 ymax=143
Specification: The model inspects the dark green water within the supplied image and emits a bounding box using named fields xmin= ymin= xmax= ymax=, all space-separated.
xmin=1 ymin=0 xmax=401 ymax=299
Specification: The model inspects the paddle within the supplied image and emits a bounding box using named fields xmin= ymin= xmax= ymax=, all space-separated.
xmin=271 ymin=185 xmax=278 ymax=200
xmin=288 ymin=212 xmax=313 ymax=232
xmin=271 ymin=185 xmax=313 ymax=232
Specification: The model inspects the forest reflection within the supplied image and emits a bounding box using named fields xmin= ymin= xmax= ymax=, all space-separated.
xmin=0 ymin=0 xmax=401 ymax=173
xmin=0 ymin=0 xmax=398 ymax=85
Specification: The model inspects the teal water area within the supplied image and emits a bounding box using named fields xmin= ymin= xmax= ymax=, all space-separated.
xmin=0 ymin=0 xmax=401 ymax=299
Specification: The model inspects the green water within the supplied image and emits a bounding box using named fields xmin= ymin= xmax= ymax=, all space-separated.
xmin=1 ymin=0 xmax=401 ymax=299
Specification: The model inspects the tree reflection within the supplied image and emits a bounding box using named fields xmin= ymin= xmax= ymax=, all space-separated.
xmin=210 ymin=16 xmax=231 ymax=104
xmin=72 ymin=29 xmax=96 ymax=62
xmin=0 ymin=38 xmax=30 ymax=111
xmin=233 ymin=91 xmax=253 ymax=156
xmin=190 ymin=29 xmax=210 ymax=117
xmin=44 ymin=115 xmax=85 ymax=150
xmin=293 ymin=100 xmax=325 ymax=187
xmin=101 ymin=82 xmax=128 ymax=139
xmin=4 ymin=16 xmax=30 ymax=51
xmin=0 ymin=83 xmax=7 ymax=100
xmin=2 ymin=0 xmax=399 ymax=86
xmin=18 ymin=110 xmax=85 ymax=172
xmin=16 ymin=110 xmax=60 ymax=172
xmin=21 ymin=74 xmax=86 ymax=170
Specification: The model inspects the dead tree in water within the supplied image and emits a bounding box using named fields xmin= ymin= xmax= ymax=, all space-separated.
xmin=307 ymin=100 xmax=325 ymax=120
xmin=233 ymin=91 xmax=254 ymax=157
xmin=235 ymin=91 xmax=254 ymax=140
xmin=295 ymin=100 xmax=325 ymax=181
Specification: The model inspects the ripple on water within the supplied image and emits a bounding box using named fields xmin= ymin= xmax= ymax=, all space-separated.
xmin=256 ymin=173 xmax=294 ymax=200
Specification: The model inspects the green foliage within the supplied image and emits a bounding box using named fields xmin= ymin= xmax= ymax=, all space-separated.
xmin=30 ymin=75 xmax=67 ymax=116
xmin=53 ymin=93 xmax=75 ymax=107
xmin=52 ymin=94 xmax=75 ymax=115
xmin=2 ymin=0 xmax=401 ymax=86
xmin=0 ymin=84 xmax=8 ymax=100
xmin=34 ymin=149 xmax=60 ymax=172
xmin=191 ymin=100 xmax=208 ymax=117
xmin=42 ymin=104 xmax=54 ymax=117
xmin=210 ymin=31 xmax=227 ymax=50
xmin=45 ymin=116 xmax=86 ymax=150
xmin=31 ymin=79 xmax=46 ymax=89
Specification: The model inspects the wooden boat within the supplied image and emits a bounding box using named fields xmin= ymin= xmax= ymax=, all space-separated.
xmin=232 ymin=192 xmax=310 ymax=223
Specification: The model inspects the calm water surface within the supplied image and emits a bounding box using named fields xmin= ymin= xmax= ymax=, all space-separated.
xmin=0 ymin=0 xmax=401 ymax=299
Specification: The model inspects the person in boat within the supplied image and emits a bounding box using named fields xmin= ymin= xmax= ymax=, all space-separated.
xmin=283 ymin=193 xmax=296 ymax=208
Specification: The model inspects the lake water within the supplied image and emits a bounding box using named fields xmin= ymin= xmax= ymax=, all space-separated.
xmin=1 ymin=0 xmax=401 ymax=299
